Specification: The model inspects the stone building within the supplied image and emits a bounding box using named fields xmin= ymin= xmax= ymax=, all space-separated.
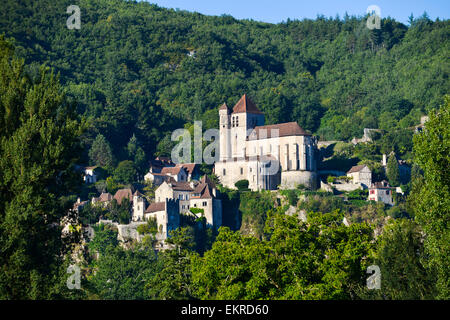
xmin=214 ymin=94 xmax=317 ymax=191
xmin=144 ymin=199 xmax=180 ymax=238
xmin=347 ymin=165 xmax=372 ymax=189
xmin=368 ymin=180 xmax=394 ymax=206
xmin=154 ymin=175 xmax=222 ymax=230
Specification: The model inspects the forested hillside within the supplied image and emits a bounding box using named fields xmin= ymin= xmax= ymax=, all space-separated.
xmin=0 ymin=0 xmax=448 ymax=163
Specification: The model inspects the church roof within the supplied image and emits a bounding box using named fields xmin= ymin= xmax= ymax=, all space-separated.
xmin=248 ymin=122 xmax=310 ymax=140
xmin=232 ymin=94 xmax=263 ymax=114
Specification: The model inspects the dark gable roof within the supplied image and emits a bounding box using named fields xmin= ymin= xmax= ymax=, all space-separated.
xmin=370 ymin=180 xmax=392 ymax=189
xmin=170 ymin=181 xmax=194 ymax=191
xmin=181 ymin=163 xmax=198 ymax=175
xmin=347 ymin=165 xmax=367 ymax=174
xmin=114 ymin=188 xmax=133 ymax=205
xmin=192 ymin=175 xmax=215 ymax=199
xmin=249 ymin=122 xmax=310 ymax=140
xmin=232 ymin=94 xmax=263 ymax=114
xmin=146 ymin=202 xmax=165 ymax=213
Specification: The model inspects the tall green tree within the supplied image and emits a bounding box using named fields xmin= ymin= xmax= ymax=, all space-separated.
xmin=412 ymin=96 xmax=450 ymax=299
xmin=0 ymin=36 xmax=83 ymax=299
xmin=89 ymin=134 xmax=114 ymax=168
xmin=386 ymin=153 xmax=401 ymax=186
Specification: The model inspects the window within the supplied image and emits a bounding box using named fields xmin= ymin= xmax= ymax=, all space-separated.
xmin=182 ymin=205 xmax=185 ymax=209
xmin=370 ymin=190 xmax=375 ymax=194
xmin=202 ymin=201 xmax=207 ymax=207
xmin=179 ymin=194 xmax=183 ymax=200
xmin=386 ymin=190 xmax=390 ymax=195
xmin=240 ymin=167 xmax=243 ymax=175
xmin=236 ymin=116 xmax=239 ymax=126
xmin=186 ymin=194 xmax=189 ymax=200
xmin=223 ymin=168 xmax=226 ymax=176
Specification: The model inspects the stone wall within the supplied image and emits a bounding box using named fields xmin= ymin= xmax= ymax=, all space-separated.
xmin=280 ymin=170 xmax=318 ymax=190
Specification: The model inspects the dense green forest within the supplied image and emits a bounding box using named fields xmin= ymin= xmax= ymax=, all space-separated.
xmin=0 ymin=0 xmax=448 ymax=164
xmin=0 ymin=0 xmax=448 ymax=301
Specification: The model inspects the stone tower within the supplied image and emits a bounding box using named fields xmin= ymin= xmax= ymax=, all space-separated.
xmin=219 ymin=103 xmax=231 ymax=161
xmin=132 ymin=190 xmax=146 ymax=222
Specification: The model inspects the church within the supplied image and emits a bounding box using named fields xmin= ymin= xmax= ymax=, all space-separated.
xmin=214 ymin=94 xmax=318 ymax=191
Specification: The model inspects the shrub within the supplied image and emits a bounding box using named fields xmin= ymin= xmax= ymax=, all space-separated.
xmin=235 ymin=179 xmax=250 ymax=191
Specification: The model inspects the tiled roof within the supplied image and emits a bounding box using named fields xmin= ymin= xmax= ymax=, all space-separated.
xmin=192 ymin=175 xmax=215 ymax=199
xmin=170 ymin=181 xmax=194 ymax=191
xmin=219 ymin=103 xmax=230 ymax=113
xmin=161 ymin=166 xmax=183 ymax=175
xmin=114 ymin=188 xmax=133 ymax=205
xmin=347 ymin=165 xmax=367 ymax=174
xmin=133 ymin=190 xmax=144 ymax=197
xmin=232 ymin=94 xmax=263 ymax=114
xmin=146 ymin=202 xmax=165 ymax=213
xmin=99 ymin=192 xmax=113 ymax=202
xmin=181 ymin=163 xmax=197 ymax=175
xmin=248 ymin=122 xmax=310 ymax=140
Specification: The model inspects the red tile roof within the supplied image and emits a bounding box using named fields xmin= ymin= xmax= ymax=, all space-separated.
xmin=99 ymin=192 xmax=113 ymax=202
xmin=181 ymin=163 xmax=197 ymax=175
xmin=161 ymin=166 xmax=184 ymax=175
xmin=146 ymin=202 xmax=165 ymax=213
xmin=114 ymin=188 xmax=133 ymax=205
xmin=248 ymin=122 xmax=310 ymax=139
xmin=232 ymin=94 xmax=263 ymax=114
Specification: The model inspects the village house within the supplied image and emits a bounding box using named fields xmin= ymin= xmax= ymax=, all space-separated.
xmin=144 ymin=199 xmax=180 ymax=239
xmin=114 ymin=188 xmax=133 ymax=205
xmin=91 ymin=192 xmax=113 ymax=207
xmin=368 ymin=180 xmax=394 ymax=206
xmin=73 ymin=197 xmax=88 ymax=213
xmin=145 ymin=164 xmax=190 ymax=185
xmin=347 ymin=164 xmax=372 ymax=189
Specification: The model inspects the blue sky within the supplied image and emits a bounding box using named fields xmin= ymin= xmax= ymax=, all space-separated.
xmin=145 ymin=0 xmax=449 ymax=24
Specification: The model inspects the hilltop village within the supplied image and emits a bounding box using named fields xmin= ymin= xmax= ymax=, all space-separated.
xmin=71 ymin=94 xmax=419 ymax=249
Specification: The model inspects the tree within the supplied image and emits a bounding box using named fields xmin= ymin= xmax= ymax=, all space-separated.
xmin=114 ymin=160 xmax=137 ymax=184
xmin=146 ymin=227 xmax=195 ymax=299
xmin=358 ymin=219 xmax=436 ymax=299
xmin=0 ymin=36 xmax=83 ymax=299
xmin=386 ymin=153 xmax=401 ymax=186
xmin=89 ymin=245 xmax=158 ymax=300
xmin=235 ymin=179 xmax=249 ymax=191
xmin=88 ymin=223 xmax=119 ymax=257
xmin=89 ymin=134 xmax=114 ymax=168
xmin=412 ymin=97 xmax=450 ymax=299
